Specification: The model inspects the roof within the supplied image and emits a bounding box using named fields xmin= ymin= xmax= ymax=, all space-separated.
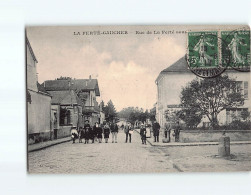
xmin=37 ymin=82 xmax=51 ymax=96
xmin=155 ymin=56 xmax=191 ymax=83
xmin=161 ymin=56 xmax=190 ymax=73
xmin=43 ymin=79 xmax=100 ymax=96
xmin=26 ymin=37 xmax=38 ymax=63
xmin=48 ymin=90 xmax=82 ymax=105
xmin=156 ymin=55 xmax=250 ymax=83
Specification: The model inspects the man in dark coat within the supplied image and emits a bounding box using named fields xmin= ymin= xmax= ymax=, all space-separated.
xmin=84 ymin=120 xmax=91 ymax=144
xmin=110 ymin=120 xmax=119 ymax=143
xmin=97 ymin=123 xmax=103 ymax=143
xmin=152 ymin=120 xmax=160 ymax=142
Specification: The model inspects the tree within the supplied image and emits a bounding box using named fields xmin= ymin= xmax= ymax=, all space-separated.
xmin=118 ymin=107 xmax=152 ymax=124
xmin=149 ymin=107 xmax=156 ymax=122
xmin=103 ymin=100 xmax=118 ymax=122
xmin=177 ymin=108 xmax=202 ymax=129
xmin=241 ymin=109 xmax=250 ymax=121
xmin=180 ymin=75 xmax=244 ymax=129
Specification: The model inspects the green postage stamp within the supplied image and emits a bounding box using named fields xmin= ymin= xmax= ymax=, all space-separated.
xmin=187 ymin=29 xmax=250 ymax=77
xmin=188 ymin=31 xmax=219 ymax=68
xmin=221 ymin=30 xmax=250 ymax=70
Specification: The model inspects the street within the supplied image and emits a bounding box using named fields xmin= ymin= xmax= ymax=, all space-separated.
xmin=28 ymin=130 xmax=251 ymax=174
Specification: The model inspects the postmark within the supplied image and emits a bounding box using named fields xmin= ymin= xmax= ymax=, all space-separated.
xmin=186 ymin=31 xmax=226 ymax=78
xmin=221 ymin=29 xmax=250 ymax=72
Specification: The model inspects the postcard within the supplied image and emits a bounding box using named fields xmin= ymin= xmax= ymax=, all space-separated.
xmin=26 ymin=25 xmax=250 ymax=173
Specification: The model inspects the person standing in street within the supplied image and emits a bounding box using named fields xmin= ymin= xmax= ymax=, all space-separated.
xmin=110 ymin=120 xmax=119 ymax=143
xmin=70 ymin=126 xmax=78 ymax=144
xmin=78 ymin=127 xmax=84 ymax=143
xmin=164 ymin=122 xmax=172 ymax=142
xmin=140 ymin=124 xmax=147 ymax=145
xmin=124 ymin=122 xmax=132 ymax=143
xmin=152 ymin=120 xmax=160 ymax=142
xmin=174 ymin=121 xmax=181 ymax=142
xmin=84 ymin=120 xmax=91 ymax=144
xmin=94 ymin=122 xmax=103 ymax=143
xmin=92 ymin=122 xmax=99 ymax=143
xmin=103 ymin=122 xmax=110 ymax=143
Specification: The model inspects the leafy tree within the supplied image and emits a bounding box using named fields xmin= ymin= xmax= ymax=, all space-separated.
xmin=103 ymin=100 xmax=118 ymax=122
xmin=180 ymin=75 xmax=244 ymax=129
xmin=241 ymin=109 xmax=250 ymax=121
xmin=118 ymin=107 xmax=153 ymax=123
xmin=149 ymin=107 xmax=156 ymax=122
xmin=177 ymin=108 xmax=202 ymax=129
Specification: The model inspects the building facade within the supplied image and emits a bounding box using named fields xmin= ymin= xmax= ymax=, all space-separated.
xmin=48 ymin=90 xmax=83 ymax=139
xmin=43 ymin=76 xmax=102 ymax=127
xmin=27 ymin=37 xmax=52 ymax=144
xmin=156 ymin=56 xmax=251 ymax=129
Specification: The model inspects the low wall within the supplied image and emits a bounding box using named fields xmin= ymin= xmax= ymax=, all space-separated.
xmin=178 ymin=130 xmax=251 ymax=143
xmin=28 ymin=131 xmax=51 ymax=145
xmin=57 ymin=126 xmax=72 ymax=139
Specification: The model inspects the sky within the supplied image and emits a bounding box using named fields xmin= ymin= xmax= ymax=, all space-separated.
xmin=26 ymin=26 xmax=189 ymax=111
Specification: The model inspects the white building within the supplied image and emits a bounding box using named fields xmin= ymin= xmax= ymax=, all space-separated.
xmin=27 ymin=37 xmax=52 ymax=143
xmin=155 ymin=56 xmax=250 ymax=129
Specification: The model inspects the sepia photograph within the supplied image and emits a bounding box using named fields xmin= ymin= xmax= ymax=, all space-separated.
xmin=26 ymin=25 xmax=251 ymax=174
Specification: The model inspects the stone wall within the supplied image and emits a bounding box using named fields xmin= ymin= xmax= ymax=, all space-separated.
xmin=178 ymin=130 xmax=251 ymax=143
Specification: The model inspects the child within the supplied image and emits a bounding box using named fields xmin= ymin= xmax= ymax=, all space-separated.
xmin=140 ymin=124 xmax=147 ymax=145
xmin=71 ymin=126 xmax=78 ymax=144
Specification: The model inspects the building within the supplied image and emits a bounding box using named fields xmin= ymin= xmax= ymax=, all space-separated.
xmin=48 ymin=90 xmax=83 ymax=139
xmin=26 ymin=37 xmax=52 ymax=144
xmin=43 ymin=76 xmax=102 ymax=126
xmin=155 ymin=56 xmax=251 ymax=129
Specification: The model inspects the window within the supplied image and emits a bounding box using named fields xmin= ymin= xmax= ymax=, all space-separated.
xmin=74 ymin=106 xmax=78 ymax=114
xmin=60 ymin=107 xmax=71 ymax=125
xmin=230 ymin=81 xmax=249 ymax=99
xmin=226 ymin=108 xmax=249 ymax=124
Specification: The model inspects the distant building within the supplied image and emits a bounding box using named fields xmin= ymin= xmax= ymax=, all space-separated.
xmin=26 ymin=37 xmax=52 ymax=144
xmin=43 ymin=76 xmax=102 ymax=126
xmin=155 ymin=56 xmax=250 ymax=129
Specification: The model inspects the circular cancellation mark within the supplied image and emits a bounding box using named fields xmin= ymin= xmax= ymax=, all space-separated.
xmin=186 ymin=31 xmax=229 ymax=78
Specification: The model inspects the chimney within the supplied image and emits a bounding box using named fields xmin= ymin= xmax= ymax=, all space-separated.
xmin=89 ymin=75 xmax=91 ymax=81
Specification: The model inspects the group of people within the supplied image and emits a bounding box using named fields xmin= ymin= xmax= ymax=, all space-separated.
xmin=71 ymin=119 xmax=181 ymax=144
xmin=71 ymin=120 xmax=119 ymax=144
xmin=164 ymin=121 xmax=181 ymax=142
xmin=140 ymin=120 xmax=181 ymax=143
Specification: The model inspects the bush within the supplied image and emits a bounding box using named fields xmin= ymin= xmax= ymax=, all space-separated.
xmin=221 ymin=120 xmax=251 ymax=130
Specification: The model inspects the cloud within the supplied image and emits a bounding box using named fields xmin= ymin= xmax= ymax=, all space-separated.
xmin=33 ymin=31 xmax=186 ymax=111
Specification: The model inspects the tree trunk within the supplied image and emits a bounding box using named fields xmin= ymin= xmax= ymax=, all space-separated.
xmin=211 ymin=113 xmax=219 ymax=130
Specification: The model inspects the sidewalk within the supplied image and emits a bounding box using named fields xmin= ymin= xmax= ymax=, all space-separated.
xmin=28 ymin=137 xmax=71 ymax=152
xmin=171 ymin=153 xmax=251 ymax=172
xmin=134 ymin=129 xmax=251 ymax=147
